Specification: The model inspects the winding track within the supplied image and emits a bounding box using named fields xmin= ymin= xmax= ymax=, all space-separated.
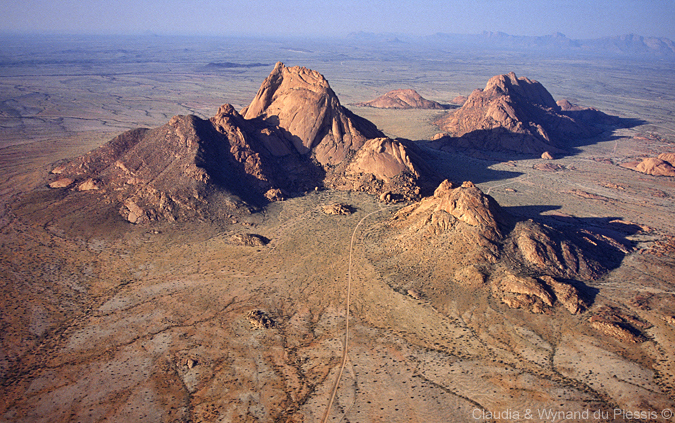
xmin=320 ymin=205 xmax=394 ymax=423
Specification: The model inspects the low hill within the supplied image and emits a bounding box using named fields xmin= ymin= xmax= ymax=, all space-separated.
xmin=354 ymin=89 xmax=446 ymax=109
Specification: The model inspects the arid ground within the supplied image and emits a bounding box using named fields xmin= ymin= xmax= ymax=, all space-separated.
xmin=1 ymin=35 xmax=674 ymax=422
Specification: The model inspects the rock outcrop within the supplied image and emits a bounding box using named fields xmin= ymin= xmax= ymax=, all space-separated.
xmin=46 ymin=121 xmax=247 ymax=224
xmin=242 ymin=62 xmax=383 ymax=166
xmin=354 ymin=89 xmax=446 ymax=109
xmin=229 ymin=233 xmax=270 ymax=247
xmin=322 ymin=203 xmax=354 ymax=215
xmin=327 ymin=137 xmax=438 ymax=200
xmin=432 ymin=72 xmax=615 ymax=155
xmin=588 ymin=306 xmax=650 ymax=343
xmin=658 ymin=152 xmax=675 ymax=165
xmin=620 ymin=154 xmax=675 ymax=176
xmin=44 ymin=63 xmax=437 ymax=223
xmin=372 ymin=179 xmax=628 ymax=314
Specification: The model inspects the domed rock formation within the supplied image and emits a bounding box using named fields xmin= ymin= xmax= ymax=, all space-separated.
xmin=450 ymin=95 xmax=468 ymax=105
xmin=326 ymin=137 xmax=439 ymax=200
xmin=40 ymin=63 xmax=436 ymax=224
xmin=620 ymin=155 xmax=675 ymax=176
xmin=369 ymin=179 xmax=628 ymax=315
xmin=354 ymin=89 xmax=446 ymax=109
xmin=242 ymin=62 xmax=383 ymax=166
xmin=432 ymin=72 xmax=611 ymax=155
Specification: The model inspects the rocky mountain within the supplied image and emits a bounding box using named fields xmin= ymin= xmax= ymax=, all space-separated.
xmin=241 ymin=62 xmax=382 ymax=166
xmin=43 ymin=63 xmax=437 ymax=224
xmin=432 ymin=72 xmax=617 ymax=155
xmin=370 ymin=179 xmax=631 ymax=317
xmin=584 ymin=34 xmax=675 ymax=56
xmin=354 ymin=89 xmax=446 ymax=109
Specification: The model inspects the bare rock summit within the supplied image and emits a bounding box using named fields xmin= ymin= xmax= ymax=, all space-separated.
xmin=242 ymin=62 xmax=383 ymax=166
xmin=40 ymin=62 xmax=436 ymax=224
xmin=354 ymin=89 xmax=446 ymax=109
xmin=372 ymin=179 xmax=628 ymax=315
xmin=432 ymin=72 xmax=614 ymax=155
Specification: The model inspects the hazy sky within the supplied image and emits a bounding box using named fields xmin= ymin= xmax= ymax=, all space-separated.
xmin=1 ymin=0 xmax=674 ymax=39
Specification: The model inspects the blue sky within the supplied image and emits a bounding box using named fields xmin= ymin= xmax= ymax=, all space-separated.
xmin=1 ymin=0 xmax=674 ymax=39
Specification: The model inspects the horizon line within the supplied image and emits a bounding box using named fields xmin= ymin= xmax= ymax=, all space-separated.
xmin=0 ymin=30 xmax=673 ymax=43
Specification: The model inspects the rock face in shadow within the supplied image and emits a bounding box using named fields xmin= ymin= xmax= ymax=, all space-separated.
xmin=47 ymin=119 xmax=250 ymax=224
xmin=242 ymin=62 xmax=383 ymax=166
xmin=41 ymin=62 xmax=436 ymax=224
xmin=354 ymin=89 xmax=446 ymax=109
xmin=432 ymin=72 xmax=614 ymax=155
xmin=373 ymin=179 xmax=628 ymax=315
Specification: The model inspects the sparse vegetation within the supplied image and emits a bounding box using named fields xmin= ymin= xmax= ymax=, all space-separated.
xmin=0 ymin=35 xmax=674 ymax=422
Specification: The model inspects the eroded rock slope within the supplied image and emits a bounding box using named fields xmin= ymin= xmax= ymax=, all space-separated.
xmin=41 ymin=63 xmax=437 ymax=223
xmin=371 ymin=179 xmax=630 ymax=317
xmin=432 ymin=72 xmax=619 ymax=155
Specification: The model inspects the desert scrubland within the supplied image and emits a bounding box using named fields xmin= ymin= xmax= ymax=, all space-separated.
xmin=1 ymin=34 xmax=674 ymax=422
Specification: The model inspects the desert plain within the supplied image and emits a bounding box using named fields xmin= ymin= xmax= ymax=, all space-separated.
xmin=1 ymin=34 xmax=674 ymax=422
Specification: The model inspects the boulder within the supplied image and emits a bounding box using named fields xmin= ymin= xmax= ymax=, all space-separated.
xmin=322 ymin=203 xmax=354 ymax=215
xmin=48 ymin=178 xmax=74 ymax=189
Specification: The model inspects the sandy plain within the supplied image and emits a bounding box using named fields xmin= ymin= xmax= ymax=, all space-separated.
xmin=1 ymin=35 xmax=674 ymax=422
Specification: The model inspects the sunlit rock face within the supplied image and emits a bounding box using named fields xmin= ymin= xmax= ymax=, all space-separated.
xmin=433 ymin=72 xmax=611 ymax=155
xmin=45 ymin=63 xmax=437 ymax=223
xmin=378 ymin=179 xmax=625 ymax=315
xmin=354 ymin=88 xmax=446 ymax=109
xmin=242 ymin=62 xmax=383 ymax=166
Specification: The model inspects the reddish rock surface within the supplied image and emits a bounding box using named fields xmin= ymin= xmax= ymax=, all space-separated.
xmin=242 ymin=62 xmax=382 ymax=166
xmin=43 ymin=63 xmax=439 ymax=223
xmin=354 ymin=89 xmax=446 ymax=109
xmin=376 ymin=179 xmax=623 ymax=315
xmin=432 ymin=72 xmax=612 ymax=155
xmin=621 ymin=157 xmax=675 ymax=176
xmin=326 ymin=137 xmax=437 ymax=201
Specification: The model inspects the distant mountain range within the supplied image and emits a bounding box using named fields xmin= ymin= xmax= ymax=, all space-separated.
xmin=346 ymin=31 xmax=675 ymax=58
